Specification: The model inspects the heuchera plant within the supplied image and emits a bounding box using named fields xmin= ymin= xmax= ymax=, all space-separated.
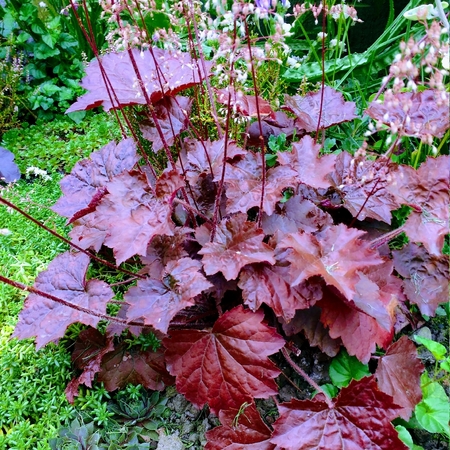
xmin=0 ymin=1 xmax=449 ymax=448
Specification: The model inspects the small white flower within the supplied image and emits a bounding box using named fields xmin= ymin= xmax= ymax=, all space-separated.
xmin=0 ymin=229 xmax=12 ymax=236
xmin=39 ymin=1 xmax=47 ymax=7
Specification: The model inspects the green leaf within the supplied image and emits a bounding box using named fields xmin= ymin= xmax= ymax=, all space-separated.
xmin=395 ymin=425 xmax=424 ymax=450
xmin=311 ymin=383 xmax=339 ymax=399
xmin=329 ymin=348 xmax=370 ymax=388
xmin=440 ymin=357 xmax=450 ymax=373
xmin=415 ymin=398 xmax=450 ymax=437
xmin=16 ymin=32 xmax=31 ymax=44
xmin=42 ymin=33 xmax=57 ymax=49
xmin=0 ymin=11 xmax=18 ymax=37
xmin=265 ymin=153 xmax=277 ymax=167
xmin=30 ymin=23 xmax=45 ymax=35
xmin=33 ymin=43 xmax=60 ymax=59
xmin=420 ymin=372 xmax=448 ymax=401
xmin=413 ymin=335 xmax=447 ymax=361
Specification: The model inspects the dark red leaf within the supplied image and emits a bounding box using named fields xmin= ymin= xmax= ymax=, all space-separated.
xmin=280 ymin=306 xmax=341 ymax=357
xmin=216 ymin=86 xmax=276 ymax=119
xmin=271 ymin=377 xmax=407 ymax=450
xmin=366 ymin=90 xmax=450 ymax=139
xmin=261 ymin=194 xmax=333 ymax=236
xmin=97 ymin=341 xmax=174 ymax=391
xmin=278 ymin=136 xmax=336 ymax=189
xmin=327 ymin=151 xmax=401 ymax=223
xmin=163 ymin=306 xmax=284 ymax=414
xmin=65 ymin=327 xmax=115 ymax=403
xmin=279 ymin=224 xmax=385 ymax=301
xmin=12 ymin=252 xmax=113 ymax=349
xmin=387 ymin=156 xmax=450 ymax=255
xmin=318 ymin=286 xmax=394 ymax=363
xmin=52 ymin=139 xmax=138 ymax=221
xmin=392 ymin=243 xmax=449 ymax=317
xmin=70 ymin=171 xmax=174 ymax=264
xmin=140 ymin=96 xmax=192 ymax=153
xmin=238 ymin=264 xmax=316 ymax=322
xmin=223 ymin=151 xmax=297 ymax=215
xmin=205 ymin=403 xmax=275 ymax=449
xmin=0 ymin=146 xmax=21 ymax=183
xmin=198 ymin=214 xmax=276 ymax=280
xmin=283 ymin=86 xmax=357 ymax=132
xmin=67 ymin=48 xmax=212 ymax=112
xmin=124 ymin=257 xmax=213 ymax=333
xmin=376 ymin=336 xmax=425 ymax=420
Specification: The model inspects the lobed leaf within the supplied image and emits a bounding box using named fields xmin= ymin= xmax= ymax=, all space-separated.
xmin=271 ymin=377 xmax=407 ymax=450
xmin=70 ymin=171 xmax=175 ymax=264
xmin=387 ymin=156 xmax=450 ymax=255
xmin=283 ymin=86 xmax=357 ymax=132
xmin=375 ymin=336 xmax=424 ymax=420
xmin=199 ymin=214 xmax=276 ymax=281
xmin=13 ymin=252 xmax=112 ymax=349
xmin=124 ymin=257 xmax=213 ymax=333
xmin=67 ymin=48 xmax=212 ymax=112
xmin=52 ymin=139 xmax=138 ymax=222
xmin=366 ymin=90 xmax=450 ymax=139
xmin=392 ymin=242 xmax=449 ymax=317
xmin=163 ymin=306 xmax=284 ymax=415
xmin=277 ymin=135 xmax=336 ymax=190
xmin=223 ymin=151 xmax=297 ymax=215
xmin=205 ymin=403 xmax=275 ymax=449
xmin=139 ymin=96 xmax=192 ymax=153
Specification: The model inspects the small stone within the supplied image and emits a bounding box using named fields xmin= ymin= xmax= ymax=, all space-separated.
xmin=157 ymin=433 xmax=185 ymax=450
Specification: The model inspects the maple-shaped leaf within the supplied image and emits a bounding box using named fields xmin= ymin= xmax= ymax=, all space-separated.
xmin=163 ymin=306 xmax=284 ymax=415
xmin=0 ymin=146 xmax=21 ymax=183
xmin=222 ymin=151 xmax=297 ymax=215
xmin=375 ymin=336 xmax=425 ymax=420
xmin=139 ymin=228 xmax=191 ymax=278
xmin=366 ymin=90 xmax=450 ymax=139
xmin=271 ymin=376 xmax=407 ymax=450
xmin=124 ymin=257 xmax=213 ymax=333
xmin=70 ymin=171 xmax=174 ymax=264
xmin=262 ymin=194 xmax=333 ymax=236
xmin=283 ymin=86 xmax=357 ymax=132
xmin=205 ymin=403 xmax=275 ymax=449
xmin=279 ymin=224 xmax=385 ymax=301
xmin=327 ymin=151 xmax=401 ymax=223
xmin=52 ymin=139 xmax=138 ymax=222
xmin=277 ymin=136 xmax=336 ymax=190
xmin=97 ymin=341 xmax=174 ymax=391
xmin=318 ymin=286 xmax=393 ymax=363
xmin=392 ymin=243 xmax=449 ymax=317
xmin=215 ymin=86 xmax=276 ymax=119
xmin=180 ymin=138 xmax=246 ymax=183
xmin=12 ymin=252 xmax=113 ymax=350
xmin=280 ymin=306 xmax=341 ymax=357
xmin=387 ymin=156 xmax=450 ymax=255
xmin=198 ymin=214 xmax=276 ymax=280
xmin=140 ymin=96 xmax=192 ymax=153
xmin=238 ymin=264 xmax=318 ymax=322
xmin=65 ymin=327 xmax=115 ymax=403
xmin=67 ymin=48 xmax=212 ymax=112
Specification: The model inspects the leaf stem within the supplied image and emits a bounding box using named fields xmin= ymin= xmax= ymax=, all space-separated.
xmin=281 ymin=347 xmax=334 ymax=408
xmin=0 ymin=195 xmax=145 ymax=280
xmin=0 ymin=274 xmax=148 ymax=328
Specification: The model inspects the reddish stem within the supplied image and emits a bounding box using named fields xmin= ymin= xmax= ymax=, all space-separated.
xmin=0 ymin=195 xmax=145 ymax=279
xmin=244 ymin=19 xmax=267 ymax=228
xmin=0 ymin=274 xmax=148 ymax=328
xmin=282 ymin=347 xmax=334 ymax=408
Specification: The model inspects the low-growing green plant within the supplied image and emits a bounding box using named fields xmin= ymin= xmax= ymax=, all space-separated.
xmin=1 ymin=112 xmax=121 ymax=173
xmin=0 ymin=0 xmax=107 ymax=120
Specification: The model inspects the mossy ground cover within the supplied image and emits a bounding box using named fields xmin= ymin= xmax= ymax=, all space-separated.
xmin=0 ymin=114 xmax=120 ymax=449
